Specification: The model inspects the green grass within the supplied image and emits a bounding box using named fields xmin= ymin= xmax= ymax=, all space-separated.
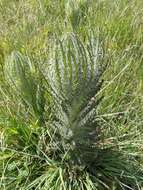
xmin=0 ymin=0 xmax=143 ymax=189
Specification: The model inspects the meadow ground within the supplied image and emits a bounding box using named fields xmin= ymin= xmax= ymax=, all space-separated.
xmin=0 ymin=0 xmax=143 ymax=189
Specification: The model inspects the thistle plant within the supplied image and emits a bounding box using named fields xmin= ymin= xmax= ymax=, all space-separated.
xmin=45 ymin=34 xmax=105 ymax=166
xmin=0 ymin=34 xmax=143 ymax=190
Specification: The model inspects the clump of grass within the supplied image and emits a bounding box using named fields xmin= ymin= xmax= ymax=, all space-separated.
xmin=0 ymin=35 xmax=143 ymax=190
